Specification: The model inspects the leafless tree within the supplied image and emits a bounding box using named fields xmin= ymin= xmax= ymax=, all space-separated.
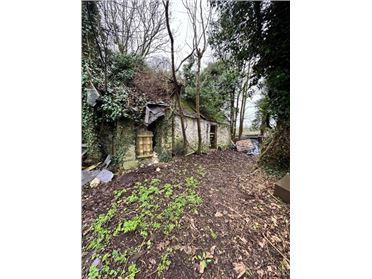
xmin=182 ymin=0 xmax=211 ymax=154
xmin=162 ymin=0 xmax=196 ymax=155
xmin=98 ymin=0 xmax=169 ymax=57
xmin=238 ymin=60 xmax=253 ymax=139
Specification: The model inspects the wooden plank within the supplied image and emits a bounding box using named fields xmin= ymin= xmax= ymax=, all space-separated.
xmin=137 ymin=154 xmax=153 ymax=159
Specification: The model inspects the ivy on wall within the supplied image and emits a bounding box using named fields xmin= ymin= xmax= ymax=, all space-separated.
xmin=153 ymin=111 xmax=173 ymax=162
xmin=82 ymin=53 xmax=148 ymax=165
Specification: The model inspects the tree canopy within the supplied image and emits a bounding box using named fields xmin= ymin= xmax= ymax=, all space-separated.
xmin=183 ymin=60 xmax=240 ymax=122
xmin=209 ymin=0 xmax=290 ymax=170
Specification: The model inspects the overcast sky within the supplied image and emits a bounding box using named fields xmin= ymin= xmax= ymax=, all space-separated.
xmin=169 ymin=0 xmax=215 ymax=69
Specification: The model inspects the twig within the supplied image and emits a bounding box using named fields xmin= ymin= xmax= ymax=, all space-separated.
xmin=262 ymin=233 xmax=290 ymax=263
xmin=250 ymin=165 xmax=260 ymax=174
xmin=185 ymin=151 xmax=195 ymax=156
xmin=268 ymin=192 xmax=287 ymax=207
xmin=216 ymin=202 xmax=250 ymax=225
xmin=145 ymin=268 xmax=158 ymax=278
xmin=146 ymin=268 xmax=158 ymax=278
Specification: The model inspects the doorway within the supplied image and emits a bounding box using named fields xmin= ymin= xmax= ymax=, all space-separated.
xmin=210 ymin=124 xmax=217 ymax=148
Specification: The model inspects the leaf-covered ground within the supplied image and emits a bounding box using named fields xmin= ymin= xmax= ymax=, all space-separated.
xmin=82 ymin=150 xmax=290 ymax=279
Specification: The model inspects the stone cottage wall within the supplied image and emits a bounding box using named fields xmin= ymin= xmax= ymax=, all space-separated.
xmin=174 ymin=115 xmax=231 ymax=152
xmin=216 ymin=124 xmax=231 ymax=148
xmin=174 ymin=115 xmax=210 ymax=152
xmin=153 ymin=112 xmax=173 ymax=161
xmin=99 ymin=119 xmax=138 ymax=170
xmin=99 ymin=114 xmax=174 ymax=170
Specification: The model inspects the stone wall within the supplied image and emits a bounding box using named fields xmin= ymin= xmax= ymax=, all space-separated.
xmin=174 ymin=115 xmax=208 ymax=152
xmin=216 ymin=124 xmax=231 ymax=148
xmin=97 ymin=113 xmax=231 ymax=170
xmin=174 ymin=115 xmax=231 ymax=152
xmin=153 ymin=112 xmax=173 ymax=162
xmin=99 ymin=119 xmax=138 ymax=170
xmin=99 ymin=114 xmax=174 ymax=170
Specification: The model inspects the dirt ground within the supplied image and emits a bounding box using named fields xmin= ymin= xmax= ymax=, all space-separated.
xmin=82 ymin=150 xmax=290 ymax=279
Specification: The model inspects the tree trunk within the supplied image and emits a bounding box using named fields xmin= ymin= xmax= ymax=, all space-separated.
xmin=195 ymin=54 xmax=202 ymax=154
xmin=238 ymin=62 xmax=251 ymax=139
xmin=233 ymin=89 xmax=240 ymax=140
xmin=230 ymin=88 xmax=235 ymax=139
xmin=238 ymin=92 xmax=247 ymax=139
xmin=163 ymin=0 xmax=188 ymax=154
xmin=175 ymin=86 xmax=188 ymax=154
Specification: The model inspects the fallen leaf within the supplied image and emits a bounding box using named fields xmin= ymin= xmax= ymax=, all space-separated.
xmin=199 ymin=261 xmax=207 ymax=273
xmin=258 ymin=238 xmax=266 ymax=248
xmin=190 ymin=218 xmax=197 ymax=230
xmin=239 ymin=236 xmax=247 ymax=244
xmin=233 ymin=262 xmax=246 ymax=278
xmin=282 ymin=259 xmax=290 ymax=270
xmin=181 ymin=245 xmax=196 ymax=255
xmin=205 ymin=252 xmax=213 ymax=259
xmin=271 ymin=216 xmax=278 ymax=226
xmin=156 ymin=240 xmax=169 ymax=251
xmin=210 ymin=245 xmax=216 ymax=255
xmin=271 ymin=235 xmax=281 ymax=243
xmin=215 ymin=211 xmax=223 ymax=217
xmin=257 ymin=269 xmax=265 ymax=278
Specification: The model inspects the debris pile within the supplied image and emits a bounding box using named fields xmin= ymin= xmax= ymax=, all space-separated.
xmin=81 ymin=155 xmax=114 ymax=187
xmin=235 ymin=139 xmax=260 ymax=156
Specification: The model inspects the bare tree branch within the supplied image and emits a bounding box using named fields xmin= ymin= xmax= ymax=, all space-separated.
xmin=98 ymin=0 xmax=169 ymax=57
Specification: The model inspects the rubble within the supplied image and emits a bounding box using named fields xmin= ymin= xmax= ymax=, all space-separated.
xmin=235 ymin=139 xmax=260 ymax=156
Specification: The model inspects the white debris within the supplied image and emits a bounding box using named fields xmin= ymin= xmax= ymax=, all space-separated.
xmin=90 ymin=177 xmax=101 ymax=188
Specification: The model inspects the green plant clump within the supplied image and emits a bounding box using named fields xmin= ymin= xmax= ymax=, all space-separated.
xmin=124 ymin=263 xmax=139 ymax=279
xmin=87 ymin=264 xmax=100 ymax=279
xmin=157 ymin=249 xmax=172 ymax=277
xmin=87 ymin=204 xmax=117 ymax=251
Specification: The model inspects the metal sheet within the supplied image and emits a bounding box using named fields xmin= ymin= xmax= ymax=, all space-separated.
xmin=144 ymin=105 xmax=166 ymax=126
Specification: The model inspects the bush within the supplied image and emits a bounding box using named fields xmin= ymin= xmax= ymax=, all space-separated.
xmin=259 ymin=122 xmax=289 ymax=172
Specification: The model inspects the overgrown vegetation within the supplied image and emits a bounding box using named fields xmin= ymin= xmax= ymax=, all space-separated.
xmin=85 ymin=175 xmax=203 ymax=278
xmin=82 ymin=1 xmax=169 ymax=165
xmin=183 ymin=60 xmax=240 ymax=123
xmin=83 ymin=151 xmax=290 ymax=278
xmin=210 ymin=1 xmax=290 ymax=170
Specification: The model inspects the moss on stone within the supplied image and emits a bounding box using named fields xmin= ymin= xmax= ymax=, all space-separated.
xmin=122 ymin=160 xmax=139 ymax=170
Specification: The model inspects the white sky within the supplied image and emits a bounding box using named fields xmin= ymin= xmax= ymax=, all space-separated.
xmin=170 ymin=0 xmax=215 ymax=69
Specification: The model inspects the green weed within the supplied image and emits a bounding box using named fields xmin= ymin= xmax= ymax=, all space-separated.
xmin=185 ymin=176 xmax=198 ymax=189
xmin=152 ymin=223 xmax=161 ymax=230
xmin=186 ymin=190 xmax=202 ymax=205
xmin=88 ymin=264 xmax=100 ymax=279
xmin=163 ymin=223 xmax=176 ymax=235
xmin=126 ymin=193 xmax=139 ymax=204
xmin=114 ymin=188 xmax=127 ymax=200
xmin=123 ymin=216 xmax=141 ymax=233
xmin=157 ymin=249 xmax=172 ymax=277
xmin=124 ymin=263 xmax=139 ymax=279
xmin=163 ymin=183 xmax=173 ymax=198
xmin=209 ymin=227 xmax=218 ymax=240
xmin=112 ymin=249 xmax=127 ymax=263
xmin=194 ymin=252 xmax=213 ymax=273
xmin=87 ymin=204 xmax=117 ymax=250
